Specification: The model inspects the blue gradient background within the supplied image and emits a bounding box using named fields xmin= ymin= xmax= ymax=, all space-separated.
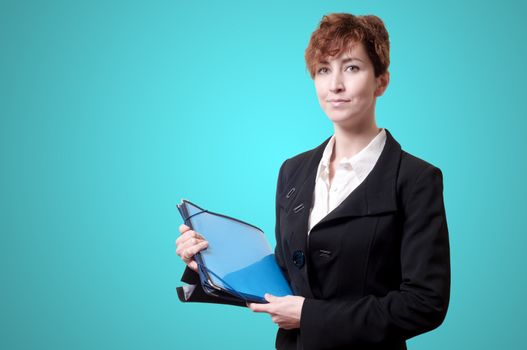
xmin=1 ymin=1 xmax=526 ymax=349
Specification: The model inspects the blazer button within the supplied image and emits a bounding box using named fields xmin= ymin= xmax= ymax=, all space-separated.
xmin=292 ymin=250 xmax=305 ymax=268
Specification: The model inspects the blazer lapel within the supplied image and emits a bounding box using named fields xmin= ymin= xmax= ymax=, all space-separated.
xmin=279 ymin=129 xmax=402 ymax=297
xmin=312 ymin=129 xmax=402 ymax=230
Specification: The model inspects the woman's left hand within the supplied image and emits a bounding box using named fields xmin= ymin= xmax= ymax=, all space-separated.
xmin=247 ymin=294 xmax=305 ymax=329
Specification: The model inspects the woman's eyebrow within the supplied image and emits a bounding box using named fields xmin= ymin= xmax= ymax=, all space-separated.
xmin=319 ymin=57 xmax=365 ymax=64
xmin=342 ymin=57 xmax=364 ymax=63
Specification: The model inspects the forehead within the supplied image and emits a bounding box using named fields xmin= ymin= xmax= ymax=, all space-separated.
xmin=318 ymin=42 xmax=369 ymax=64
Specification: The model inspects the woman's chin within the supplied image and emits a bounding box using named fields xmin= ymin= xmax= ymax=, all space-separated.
xmin=327 ymin=115 xmax=359 ymax=127
xmin=325 ymin=110 xmax=374 ymax=129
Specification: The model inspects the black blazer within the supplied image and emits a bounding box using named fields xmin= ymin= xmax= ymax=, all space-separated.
xmin=177 ymin=129 xmax=451 ymax=350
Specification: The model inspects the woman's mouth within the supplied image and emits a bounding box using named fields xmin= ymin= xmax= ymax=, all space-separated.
xmin=327 ymin=99 xmax=350 ymax=107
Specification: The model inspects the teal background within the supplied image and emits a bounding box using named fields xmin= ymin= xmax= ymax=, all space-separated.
xmin=1 ymin=0 xmax=526 ymax=349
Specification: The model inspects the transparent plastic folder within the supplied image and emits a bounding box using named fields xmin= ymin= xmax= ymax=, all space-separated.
xmin=177 ymin=199 xmax=292 ymax=303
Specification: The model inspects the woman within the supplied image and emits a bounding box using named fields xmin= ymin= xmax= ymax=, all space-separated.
xmin=175 ymin=13 xmax=450 ymax=350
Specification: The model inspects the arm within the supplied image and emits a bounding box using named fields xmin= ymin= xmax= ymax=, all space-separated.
xmin=175 ymin=225 xmax=246 ymax=307
xmin=176 ymin=266 xmax=247 ymax=307
xmin=274 ymin=159 xmax=291 ymax=284
xmin=300 ymin=165 xmax=451 ymax=348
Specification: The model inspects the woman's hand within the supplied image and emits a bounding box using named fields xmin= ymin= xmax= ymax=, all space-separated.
xmin=175 ymin=224 xmax=208 ymax=273
xmin=247 ymin=294 xmax=305 ymax=330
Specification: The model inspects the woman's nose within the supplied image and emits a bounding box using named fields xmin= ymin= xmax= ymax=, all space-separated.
xmin=329 ymin=73 xmax=345 ymax=93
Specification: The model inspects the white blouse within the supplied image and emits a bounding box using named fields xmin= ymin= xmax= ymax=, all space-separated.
xmin=307 ymin=128 xmax=387 ymax=235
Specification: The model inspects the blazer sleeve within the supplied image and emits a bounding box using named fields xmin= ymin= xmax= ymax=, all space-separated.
xmin=176 ymin=266 xmax=247 ymax=307
xmin=299 ymin=165 xmax=451 ymax=349
xmin=274 ymin=159 xmax=291 ymax=285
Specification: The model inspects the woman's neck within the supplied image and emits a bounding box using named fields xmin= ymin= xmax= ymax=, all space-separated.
xmin=332 ymin=119 xmax=380 ymax=161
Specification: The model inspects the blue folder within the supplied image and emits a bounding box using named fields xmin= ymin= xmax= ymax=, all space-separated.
xmin=177 ymin=199 xmax=292 ymax=303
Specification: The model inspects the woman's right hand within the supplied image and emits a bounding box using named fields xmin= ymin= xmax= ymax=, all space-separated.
xmin=175 ymin=224 xmax=209 ymax=273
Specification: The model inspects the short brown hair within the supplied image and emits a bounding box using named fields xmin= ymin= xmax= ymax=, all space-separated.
xmin=304 ymin=13 xmax=390 ymax=79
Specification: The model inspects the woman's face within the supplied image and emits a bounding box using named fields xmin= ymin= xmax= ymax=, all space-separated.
xmin=313 ymin=41 xmax=388 ymax=129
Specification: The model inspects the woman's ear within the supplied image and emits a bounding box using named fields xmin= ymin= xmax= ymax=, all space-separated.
xmin=374 ymin=71 xmax=390 ymax=97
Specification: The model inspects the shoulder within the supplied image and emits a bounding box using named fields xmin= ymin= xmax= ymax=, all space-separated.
xmin=280 ymin=149 xmax=312 ymax=176
xmin=399 ymin=150 xmax=442 ymax=180
xmin=397 ymin=149 xmax=444 ymax=206
xmin=277 ymin=137 xmax=330 ymax=183
xmin=276 ymin=150 xmax=311 ymax=190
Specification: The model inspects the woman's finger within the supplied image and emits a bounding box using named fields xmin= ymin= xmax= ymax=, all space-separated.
xmin=264 ymin=293 xmax=279 ymax=302
xmin=187 ymin=260 xmax=198 ymax=272
xmin=175 ymin=233 xmax=192 ymax=255
xmin=248 ymin=302 xmax=273 ymax=313
xmin=178 ymin=224 xmax=190 ymax=234
xmin=175 ymin=229 xmax=204 ymax=247
xmin=179 ymin=225 xmax=204 ymax=238
xmin=182 ymin=241 xmax=209 ymax=260
xmin=176 ymin=235 xmax=197 ymax=258
xmin=175 ymin=226 xmax=207 ymax=272
xmin=177 ymin=237 xmax=207 ymax=255
xmin=176 ymin=229 xmax=195 ymax=246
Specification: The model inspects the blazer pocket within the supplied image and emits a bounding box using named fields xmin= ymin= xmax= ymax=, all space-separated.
xmin=309 ymin=238 xmax=343 ymax=299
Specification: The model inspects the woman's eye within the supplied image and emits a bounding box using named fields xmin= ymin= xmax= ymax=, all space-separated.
xmin=346 ymin=65 xmax=359 ymax=72
xmin=317 ymin=67 xmax=329 ymax=74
